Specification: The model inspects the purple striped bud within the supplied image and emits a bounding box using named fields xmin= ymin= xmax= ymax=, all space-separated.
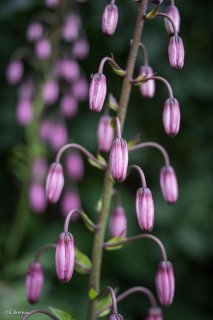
xmin=139 ymin=66 xmax=155 ymax=98
xmin=136 ymin=187 xmax=154 ymax=232
xmin=165 ymin=5 xmax=180 ymax=35
xmin=168 ymin=35 xmax=185 ymax=70
xmin=102 ymin=4 xmax=119 ymax=37
xmin=110 ymin=138 xmax=128 ymax=182
xmin=110 ymin=206 xmax=127 ymax=239
xmin=160 ymin=166 xmax=178 ymax=204
xmin=97 ymin=115 xmax=114 ymax=152
xmin=27 ymin=22 xmax=43 ymax=42
xmin=108 ymin=314 xmax=123 ymax=320
xmin=55 ymin=232 xmax=75 ymax=283
xmin=46 ymin=162 xmax=64 ymax=203
xmin=89 ymin=73 xmax=107 ymax=112
xmin=145 ymin=307 xmax=163 ymax=320
xmin=26 ymin=261 xmax=43 ymax=304
xmin=155 ymin=261 xmax=175 ymax=306
xmin=6 ymin=59 xmax=24 ymax=85
xmin=163 ymin=98 xmax=180 ymax=137
xmin=35 ymin=38 xmax=51 ymax=60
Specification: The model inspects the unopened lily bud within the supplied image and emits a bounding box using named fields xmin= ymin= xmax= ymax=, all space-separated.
xmin=136 ymin=187 xmax=154 ymax=231
xmin=110 ymin=206 xmax=127 ymax=239
xmin=55 ymin=232 xmax=75 ymax=283
xmin=46 ymin=162 xmax=64 ymax=203
xmin=140 ymin=66 xmax=155 ymax=98
xmin=155 ymin=261 xmax=175 ymax=306
xmin=27 ymin=22 xmax=43 ymax=42
xmin=29 ymin=183 xmax=46 ymax=213
xmin=6 ymin=59 xmax=24 ymax=85
xmin=65 ymin=152 xmax=84 ymax=181
xmin=97 ymin=115 xmax=114 ymax=152
xmin=110 ymin=138 xmax=128 ymax=182
xmin=26 ymin=261 xmax=43 ymax=304
xmin=145 ymin=307 xmax=163 ymax=320
xmin=35 ymin=38 xmax=51 ymax=60
xmin=89 ymin=73 xmax=107 ymax=112
xmin=163 ymin=98 xmax=180 ymax=137
xmin=16 ymin=99 xmax=33 ymax=126
xmin=102 ymin=4 xmax=119 ymax=37
xmin=60 ymin=94 xmax=78 ymax=118
xmin=108 ymin=314 xmax=124 ymax=320
xmin=160 ymin=166 xmax=178 ymax=204
xmin=168 ymin=35 xmax=185 ymax=70
xmin=165 ymin=5 xmax=180 ymax=35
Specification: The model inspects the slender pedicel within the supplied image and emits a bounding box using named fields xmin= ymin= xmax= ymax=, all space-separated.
xmin=98 ymin=57 xmax=125 ymax=74
xmin=64 ymin=209 xmax=99 ymax=233
xmin=23 ymin=310 xmax=58 ymax=320
xmin=145 ymin=76 xmax=174 ymax=99
xmin=96 ymin=286 xmax=158 ymax=316
xmin=34 ymin=243 xmax=56 ymax=261
xmin=55 ymin=143 xmax=106 ymax=169
xmin=156 ymin=12 xmax=178 ymax=36
xmin=103 ymin=234 xmax=167 ymax=261
xmin=139 ymin=42 xmax=149 ymax=66
xmin=128 ymin=165 xmax=147 ymax=187
xmin=128 ymin=142 xmax=170 ymax=167
xmin=97 ymin=286 xmax=118 ymax=314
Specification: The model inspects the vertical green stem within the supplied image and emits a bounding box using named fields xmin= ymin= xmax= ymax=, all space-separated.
xmin=87 ymin=1 xmax=149 ymax=319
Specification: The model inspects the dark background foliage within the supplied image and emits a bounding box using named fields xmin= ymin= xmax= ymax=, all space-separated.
xmin=0 ymin=0 xmax=213 ymax=319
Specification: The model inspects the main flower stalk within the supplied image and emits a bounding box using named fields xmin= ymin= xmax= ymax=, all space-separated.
xmin=87 ymin=1 xmax=149 ymax=319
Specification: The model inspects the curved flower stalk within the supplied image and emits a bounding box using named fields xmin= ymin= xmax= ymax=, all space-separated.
xmin=23 ymin=310 xmax=58 ymax=320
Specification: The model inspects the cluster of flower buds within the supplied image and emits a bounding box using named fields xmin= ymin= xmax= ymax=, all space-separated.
xmin=102 ymin=1 xmax=119 ymax=37
xmin=26 ymin=261 xmax=43 ymax=304
xmin=155 ymin=260 xmax=175 ymax=306
xmin=110 ymin=205 xmax=127 ymax=238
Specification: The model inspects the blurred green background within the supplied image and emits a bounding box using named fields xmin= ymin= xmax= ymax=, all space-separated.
xmin=0 ymin=0 xmax=213 ymax=319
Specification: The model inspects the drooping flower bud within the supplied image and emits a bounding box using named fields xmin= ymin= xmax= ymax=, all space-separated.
xmin=26 ymin=22 xmax=43 ymax=42
xmin=165 ymin=5 xmax=180 ymax=35
xmin=168 ymin=35 xmax=185 ymax=70
xmin=155 ymin=261 xmax=175 ymax=306
xmin=136 ymin=187 xmax=154 ymax=232
xmin=89 ymin=73 xmax=107 ymax=112
xmin=42 ymin=80 xmax=59 ymax=105
xmin=160 ymin=166 xmax=178 ymax=204
xmin=60 ymin=94 xmax=78 ymax=118
xmin=97 ymin=115 xmax=114 ymax=152
xmin=163 ymin=98 xmax=180 ymax=137
xmin=145 ymin=307 xmax=163 ymax=320
xmin=102 ymin=4 xmax=119 ymax=37
xmin=29 ymin=183 xmax=46 ymax=213
xmin=16 ymin=99 xmax=33 ymax=126
xmin=6 ymin=59 xmax=24 ymax=85
xmin=35 ymin=38 xmax=51 ymax=60
xmin=61 ymin=190 xmax=81 ymax=218
xmin=139 ymin=66 xmax=155 ymax=98
xmin=110 ymin=206 xmax=127 ymax=239
xmin=55 ymin=232 xmax=75 ymax=283
xmin=65 ymin=152 xmax=84 ymax=181
xmin=46 ymin=162 xmax=64 ymax=203
xmin=110 ymin=138 xmax=128 ymax=182
xmin=26 ymin=261 xmax=43 ymax=304
xmin=108 ymin=314 xmax=124 ymax=320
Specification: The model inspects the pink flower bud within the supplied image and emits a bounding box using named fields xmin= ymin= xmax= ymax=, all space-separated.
xmin=65 ymin=152 xmax=84 ymax=181
xmin=42 ymin=80 xmax=59 ymax=105
xmin=16 ymin=99 xmax=33 ymax=126
xmin=46 ymin=162 xmax=64 ymax=203
xmin=72 ymin=78 xmax=88 ymax=101
xmin=139 ymin=66 xmax=155 ymax=98
xmin=72 ymin=38 xmax=89 ymax=60
xmin=110 ymin=206 xmax=127 ymax=239
xmin=26 ymin=261 xmax=43 ymax=304
xmin=163 ymin=97 xmax=181 ymax=137
xmin=6 ymin=59 xmax=24 ymax=85
xmin=29 ymin=183 xmax=47 ymax=213
xmin=97 ymin=115 xmax=114 ymax=152
xmin=160 ymin=166 xmax=178 ymax=204
xmin=168 ymin=35 xmax=185 ymax=70
xmin=136 ymin=187 xmax=154 ymax=232
xmin=155 ymin=261 xmax=175 ymax=306
xmin=45 ymin=0 xmax=60 ymax=7
xmin=110 ymin=138 xmax=128 ymax=182
xmin=109 ymin=314 xmax=124 ymax=320
xmin=48 ymin=121 xmax=68 ymax=151
xmin=165 ymin=5 xmax=180 ymax=35
xmin=60 ymin=94 xmax=78 ymax=118
xmin=145 ymin=307 xmax=163 ymax=320
xmin=62 ymin=14 xmax=81 ymax=42
xmin=61 ymin=190 xmax=81 ymax=218
xmin=60 ymin=59 xmax=80 ymax=82
xmin=27 ymin=22 xmax=43 ymax=42
xmin=89 ymin=73 xmax=107 ymax=112
xmin=55 ymin=232 xmax=75 ymax=283
xmin=35 ymin=38 xmax=51 ymax=60
xmin=102 ymin=4 xmax=119 ymax=37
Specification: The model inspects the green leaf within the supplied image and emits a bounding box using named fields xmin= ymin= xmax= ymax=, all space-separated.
xmin=49 ymin=307 xmax=74 ymax=320
xmin=75 ymin=247 xmax=92 ymax=274
xmin=104 ymin=237 xmax=124 ymax=251
xmin=97 ymin=293 xmax=111 ymax=318
xmin=89 ymin=288 xmax=98 ymax=300
xmin=88 ymin=154 xmax=106 ymax=171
